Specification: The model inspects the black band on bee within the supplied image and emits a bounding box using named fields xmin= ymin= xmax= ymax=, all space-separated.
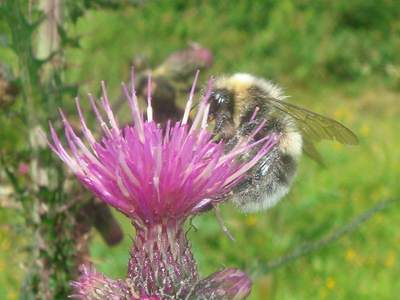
xmin=239 ymin=86 xmax=271 ymax=123
xmin=275 ymin=153 xmax=297 ymax=185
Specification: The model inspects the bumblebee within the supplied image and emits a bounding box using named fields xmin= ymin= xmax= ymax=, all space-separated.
xmin=208 ymin=73 xmax=358 ymax=212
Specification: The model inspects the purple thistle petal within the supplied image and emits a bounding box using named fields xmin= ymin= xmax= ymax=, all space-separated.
xmin=88 ymin=93 xmax=113 ymax=138
xmin=146 ymin=73 xmax=153 ymax=122
xmin=181 ymin=69 xmax=199 ymax=125
xmin=75 ymin=98 xmax=98 ymax=154
xmin=100 ymin=80 xmax=120 ymax=136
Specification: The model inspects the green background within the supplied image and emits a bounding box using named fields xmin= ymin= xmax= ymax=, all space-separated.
xmin=1 ymin=1 xmax=399 ymax=299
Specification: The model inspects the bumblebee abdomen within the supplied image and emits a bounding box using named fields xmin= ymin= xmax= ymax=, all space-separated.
xmin=232 ymin=147 xmax=298 ymax=212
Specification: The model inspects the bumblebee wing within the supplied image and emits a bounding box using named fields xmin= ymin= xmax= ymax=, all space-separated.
xmin=267 ymin=98 xmax=359 ymax=145
xmin=302 ymin=138 xmax=325 ymax=166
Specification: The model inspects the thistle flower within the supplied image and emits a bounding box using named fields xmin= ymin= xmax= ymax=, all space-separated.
xmin=48 ymin=70 xmax=278 ymax=299
xmin=18 ymin=162 xmax=29 ymax=175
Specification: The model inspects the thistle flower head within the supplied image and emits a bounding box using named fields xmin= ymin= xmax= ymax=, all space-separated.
xmin=49 ymin=70 xmax=277 ymax=227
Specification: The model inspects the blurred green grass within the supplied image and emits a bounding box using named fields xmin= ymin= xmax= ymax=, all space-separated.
xmin=1 ymin=1 xmax=400 ymax=299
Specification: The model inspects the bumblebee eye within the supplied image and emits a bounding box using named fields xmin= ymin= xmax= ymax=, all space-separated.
xmin=209 ymin=88 xmax=231 ymax=115
xmin=214 ymin=92 xmax=226 ymax=104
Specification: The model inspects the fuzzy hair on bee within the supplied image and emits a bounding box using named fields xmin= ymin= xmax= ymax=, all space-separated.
xmin=208 ymin=73 xmax=358 ymax=213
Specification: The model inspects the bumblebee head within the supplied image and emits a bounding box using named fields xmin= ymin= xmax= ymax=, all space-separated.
xmin=208 ymin=88 xmax=235 ymax=140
